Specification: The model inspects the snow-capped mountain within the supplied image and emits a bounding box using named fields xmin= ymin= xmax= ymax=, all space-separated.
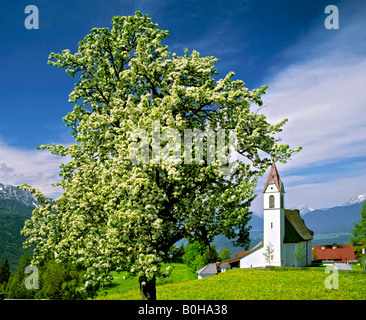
xmin=343 ymin=194 xmax=366 ymax=206
xmin=300 ymin=201 xmax=364 ymax=236
xmin=295 ymin=194 xmax=366 ymax=216
xmin=255 ymin=193 xmax=365 ymax=233
xmin=0 ymin=182 xmax=37 ymax=207
xmin=297 ymin=204 xmax=315 ymax=215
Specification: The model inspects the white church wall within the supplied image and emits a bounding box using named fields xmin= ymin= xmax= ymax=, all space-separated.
xmin=263 ymin=182 xmax=285 ymax=267
xmin=284 ymin=242 xmax=312 ymax=267
xmin=298 ymin=241 xmax=313 ymax=266
xmin=240 ymin=247 xmax=264 ymax=268
xmin=284 ymin=243 xmax=298 ymax=267
xmin=263 ymin=210 xmax=284 ymax=266
xmin=306 ymin=240 xmax=313 ymax=266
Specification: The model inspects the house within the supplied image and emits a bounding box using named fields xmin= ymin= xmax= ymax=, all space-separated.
xmin=239 ymin=160 xmax=314 ymax=268
xmin=196 ymin=263 xmax=218 ymax=279
xmin=197 ymin=254 xmax=243 ymax=280
xmin=218 ymin=262 xmax=231 ymax=272
xmin=312 ymin=244 xmax=357 ymax=264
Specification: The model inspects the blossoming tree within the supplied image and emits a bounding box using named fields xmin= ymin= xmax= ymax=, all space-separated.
xmin=21 ymin=12 xmax=300 ymax=300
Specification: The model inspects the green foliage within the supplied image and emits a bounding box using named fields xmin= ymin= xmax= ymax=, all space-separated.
xmin=166 ymin=242 xmax=185 ymax=263
xmin=3 ymin=251 xmax=88 ymax=300
xmin=350 ymin=201 xmax=366 ymax=268
xmin=36 ymin=260 xmax=87 ymax=300
xmin=5 ymin=252 xmax=35 ymax=299
xmin=0 ymin=201 xmax=33 ymax=272
xmin=202 ymin=244 xmax=219 ymax=265
xmin=0 ymin=258 xmax=11 ymax=285
xmin=182 ymin=242 xmax=220 ymax=273
xmin=292 ymin=243 xmax=306 ymax=266
xmin=183 ymin=242 xmax=206 ymax=273
xmin=218 ymin=247 xmax=232 ymax=261
xmin=20 ymin=11 xmax=300 ymax=298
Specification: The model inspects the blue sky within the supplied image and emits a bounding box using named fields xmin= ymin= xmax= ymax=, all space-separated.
xmin=0 ymin=0 xmax=365 ymax=213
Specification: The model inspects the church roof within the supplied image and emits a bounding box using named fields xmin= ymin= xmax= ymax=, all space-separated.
xmin=263 ymin=159 xmax=283 ymax=193
xmin=284 ymin=209 xmax=314 ymax=243
xmin=237 ymin=240 xmax=264 ymax=259
xmin=216 ymin=256 xmax=241 ymax=267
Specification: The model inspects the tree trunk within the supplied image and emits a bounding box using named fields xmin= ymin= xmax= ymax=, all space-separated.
xmin=139 ymin=276 xmax=156 ymax=300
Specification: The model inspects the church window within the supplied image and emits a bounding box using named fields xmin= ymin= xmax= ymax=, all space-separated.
xmin=271 ymin=222 xmax=273 ymax=229
xmin=269 ymin=195 xmax=275 ymax=208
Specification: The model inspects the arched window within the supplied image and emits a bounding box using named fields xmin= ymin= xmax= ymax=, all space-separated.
xmin=269 ymin=195 xmax=275 ymax=208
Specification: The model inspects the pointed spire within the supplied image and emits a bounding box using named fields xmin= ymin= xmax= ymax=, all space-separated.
xmin=263 ymin=158 xmax=283 ymax=193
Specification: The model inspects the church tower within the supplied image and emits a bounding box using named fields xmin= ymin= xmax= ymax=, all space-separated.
xmin=263 ymin=159 xmax=285 ymax=266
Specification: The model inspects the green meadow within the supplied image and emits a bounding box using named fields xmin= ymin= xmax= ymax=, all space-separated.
xmin=96 ymin=263 xmax=197 ymax=299
xmin=96 ymin=264 xmax=366 ymax=300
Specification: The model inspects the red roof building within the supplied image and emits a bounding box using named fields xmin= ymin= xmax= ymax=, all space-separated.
xmin=312 ymin=244 xmax=356 ymax=263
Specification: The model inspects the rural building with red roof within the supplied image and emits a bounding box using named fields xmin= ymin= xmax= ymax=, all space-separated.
xmin=312 ymin=244 xmax=357 ymax=263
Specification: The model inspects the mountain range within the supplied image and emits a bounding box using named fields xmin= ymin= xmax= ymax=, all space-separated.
xmin=214 ymin=194 xmax=366 ymax=256
xmin=0 ymin=184 xmax=37 ymax=271
xmin=0 ymin=183 xmax=37 ymax=207
xmin=0 ymin=181 xmax=365 ymax=269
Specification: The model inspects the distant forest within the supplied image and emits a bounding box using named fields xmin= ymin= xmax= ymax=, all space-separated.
xmin=0 ymin=199 xmax=34 ymax=272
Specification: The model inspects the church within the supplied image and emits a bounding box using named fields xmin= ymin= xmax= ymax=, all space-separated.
xmin=239 ymin=160 xmax=313 ymax=268
xmin=197 ymin=161 xmax=314 ymax=278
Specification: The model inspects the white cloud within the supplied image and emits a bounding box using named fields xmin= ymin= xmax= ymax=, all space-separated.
xmin=251 ymin=169 xmax=366 ymax=216
xmin=0 ymin=138 xmax=64 ymax=198
xmin=250 ymin=53 xmax=366 ymax=211
xmin=263 ymin=54 xmax=366 ymax=170
xmin=284 ymin=171 xmax=366 ymax=210
xmin=261 ymin=1 xmax=366 ymax=172
xmin=249 ymin=5 xmax=366 ymax=212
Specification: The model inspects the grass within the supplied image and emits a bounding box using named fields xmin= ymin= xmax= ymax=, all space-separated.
xmin=96 ymin=263 xmax=196 ymax=299
xmin=96 ymin=264 xmax=366 ymax=300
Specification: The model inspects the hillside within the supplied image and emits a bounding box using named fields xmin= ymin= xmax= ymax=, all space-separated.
xmin=0 ymin=206 xmax=31 ymax=272
xmin=212 ymin=214 xmax=263 ymax=256
xmin=97 ymin=267 xmax=366 ymax=300
xmin=0 ymin=187 xmax=35 ymax=272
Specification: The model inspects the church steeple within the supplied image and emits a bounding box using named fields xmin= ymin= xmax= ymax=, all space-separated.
xmin=263 ymin=158 xmax=285 ymax=266
xmin=263 ymin=158 xmax=283 ymax=193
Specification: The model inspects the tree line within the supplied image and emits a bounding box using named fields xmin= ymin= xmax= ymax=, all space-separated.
xmin=0 ymin=252 xmax=88 ymax=300
xmin=169 ymin=242 xmax=232 ymax=273
xmin=0 ymin=242 xmax=232 ymax=300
